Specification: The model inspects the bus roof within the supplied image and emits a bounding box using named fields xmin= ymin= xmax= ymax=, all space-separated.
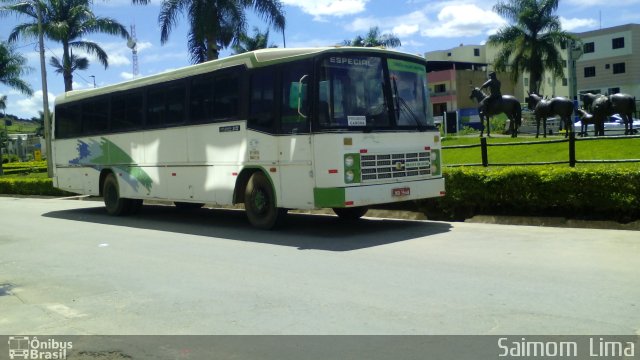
xmin=54 ymin=47 xmax=426 ymax=105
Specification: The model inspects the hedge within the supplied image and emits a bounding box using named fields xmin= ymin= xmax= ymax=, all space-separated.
xmin=418 ymin=167 xmax=640 ymax=223
xmin=1 ymin=167 xmax=639 ymax=223
xmin=0 ymin=178 xmax=71 ymax=196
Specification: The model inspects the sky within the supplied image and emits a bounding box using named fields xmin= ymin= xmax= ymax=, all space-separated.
xmin=1 ymin=0 xmax=639 ymax=119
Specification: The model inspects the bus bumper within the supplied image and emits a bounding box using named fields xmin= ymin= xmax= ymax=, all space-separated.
xmin=313 ymin=177 xmax=445 ymax=208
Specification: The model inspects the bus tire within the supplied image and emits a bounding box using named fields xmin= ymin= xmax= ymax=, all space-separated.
xmin=333 ymin=206 xmax=369 ymax=220
xmin=244 ymin=172 xmax=286 ymax=229
xmin=103 ymin=173 xmax=131 ymax=216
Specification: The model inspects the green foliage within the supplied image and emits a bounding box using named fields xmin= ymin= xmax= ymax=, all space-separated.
xmin=419 ymin=167 xmax=640 ymax=222
xmin=0 ymin=177 xmax=70 ymax=196
xmin=1 ymin=160 xmax=46 ymax=173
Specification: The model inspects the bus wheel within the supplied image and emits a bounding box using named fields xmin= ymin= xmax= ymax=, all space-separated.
xmin=103 ymin=173 xmax=131 ymax=216
xmin=244 ymin=172 xmax=286 ymax=229
xmin=333 ymin=206 xmax=369 ymax=220
xmin=174 ymin=202 xmax=204 ymax=210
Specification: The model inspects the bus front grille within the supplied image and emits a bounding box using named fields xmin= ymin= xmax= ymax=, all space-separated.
xmin=360 ymin=152 xmax=431 ymax=182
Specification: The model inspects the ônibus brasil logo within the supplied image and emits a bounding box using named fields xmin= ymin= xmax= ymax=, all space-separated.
xmin=7 ymin=336 xmax=72 ymax=359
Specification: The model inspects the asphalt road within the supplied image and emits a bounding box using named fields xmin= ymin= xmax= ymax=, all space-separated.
xmin=1 ymin=196 xmax=639 ymax=335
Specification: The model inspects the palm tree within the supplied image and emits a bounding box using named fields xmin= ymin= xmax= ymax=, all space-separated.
xmin=232 ymin=26 xmax=276 ymax=54
xmin=0 ymin=41 xmax=33 ymax=95
xmin=343 ymin=26 xmax=401 ymax=48
xmin=49 ymin=53 xmax=89 ymax=80
xmin=2 ymin=0 xmax=129 ymax=91
xmin=488 ymin=0 xmax=577 ymax=94
xmin=158 ymin=0 xmax=286 ymax=63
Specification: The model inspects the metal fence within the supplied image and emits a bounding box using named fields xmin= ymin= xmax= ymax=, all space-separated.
xmin=443 ymin=133 xmax=640 ymax=168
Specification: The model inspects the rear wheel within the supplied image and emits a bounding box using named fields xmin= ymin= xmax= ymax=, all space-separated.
xmin=103 ymin=173 xmax=132 ymax=216
xmin=333 ymin=206 xmax=369 ymax=220
xmin=244 ymin=172 xmax=286 ymax=229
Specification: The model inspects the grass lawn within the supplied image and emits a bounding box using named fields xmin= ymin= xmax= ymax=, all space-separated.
xmin=442 ymin=134 xmax=640 ymax=169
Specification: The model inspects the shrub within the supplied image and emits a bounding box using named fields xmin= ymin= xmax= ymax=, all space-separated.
xmin=0 ymin=178 xmax=71 ymax=196
xmin=418 ymin=167 xmax=640 ymax=223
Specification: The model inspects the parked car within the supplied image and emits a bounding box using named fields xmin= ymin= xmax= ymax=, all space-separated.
xmin=573 ymin=114 xmax=640 ymax=136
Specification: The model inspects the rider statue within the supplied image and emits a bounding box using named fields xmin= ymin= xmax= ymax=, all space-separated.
xmin=479 ymin=71 xmax=502 ymax=115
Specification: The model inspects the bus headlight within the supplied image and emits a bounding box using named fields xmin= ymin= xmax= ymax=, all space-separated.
xmin=345 ymin=155 xmax=354 ymax=168
xmin=345 ymin=170 xmax=355 ymax=183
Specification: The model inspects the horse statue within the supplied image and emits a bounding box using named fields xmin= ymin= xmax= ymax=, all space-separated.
xmin=469 ymin=87 xmax=522 ymax=137
xmin=579 ymin=92 xmax=603 ymax=113
xmin=609 ymin=93 xmax=637 ymax=135
xmin=525 ymin=93 xmax=575 ymax=138
xmin=575 ymin=108 xmax=598 ymax=136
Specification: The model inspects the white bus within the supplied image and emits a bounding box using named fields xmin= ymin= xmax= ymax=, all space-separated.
xmin=53 ymin=47 xmax=445 ymax=229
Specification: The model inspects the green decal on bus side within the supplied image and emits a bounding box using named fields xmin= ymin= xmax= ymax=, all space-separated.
xmin=70 ymin=137 xmax=153 ymax=192
xmin=313 ymin=188 xmax=346 ymax=208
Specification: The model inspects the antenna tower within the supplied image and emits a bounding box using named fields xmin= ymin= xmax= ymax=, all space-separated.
xmin=127 ymin=24 xmax=139 ymax=78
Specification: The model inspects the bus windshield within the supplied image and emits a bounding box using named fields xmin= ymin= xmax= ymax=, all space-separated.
xmin=318 ymin=55 xmax=433 ymax=130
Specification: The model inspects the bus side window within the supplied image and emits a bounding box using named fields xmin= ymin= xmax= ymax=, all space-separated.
xmin=248 ymin=70 xmax=275 ymax=132
xmin=147 ymin=82 xmax=186 ymax=127
xmin=82 ymin=98 xmax=109 ymax=134
xmin=112 ymin=91 xmax=143 ymax=132
xmin=189 ymin=76 xmax=214 ymax=123
xmin=281 ymin=62 xmax=310 ymax=134
xmin=55 ymin=104 xmax=81 ymax=138
xmin=213 ymin=74 xmax=239 ymax=120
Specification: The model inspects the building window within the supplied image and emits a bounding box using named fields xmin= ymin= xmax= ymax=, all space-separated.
xmin=562 ymin=60 xmax=567 ymax=68
xmin=608 ymin=87 xmax=620 ymax=95
xmin=560 ymin=41 xmax=567 ymax=50
xmin=583 ymin=42 xmax=595 ymax=53
xmin=473 ymin=48 xmax=480 ymax=56
xmin=605 ymin=64 xmax=610 ymax=69
xmin=584 ymin=66 xmax=596 ymax=78
xmin=562 ymin=78 xmax=568 ymax=86
xmin=612 ymin=62 xmax=626 ymax=74
xmin=434 ymin=84 xmax=446 ymax=93
xmin=524 ymin=78 xmax=529 ymax=86
xmin=447 ymin=52 xmax=451 ymax=57
xmin=612 ymin=37 xmax=625 ymax=49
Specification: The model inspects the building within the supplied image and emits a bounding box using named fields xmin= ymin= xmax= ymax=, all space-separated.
xmin=425 ymin=23 xmax=640 ymax=123
xmin=575 ymin=23 xmax=640 ymax=98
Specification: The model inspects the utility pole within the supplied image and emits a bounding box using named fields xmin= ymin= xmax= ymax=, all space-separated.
xmin=36 ymin=2 xmax=53 ymax=177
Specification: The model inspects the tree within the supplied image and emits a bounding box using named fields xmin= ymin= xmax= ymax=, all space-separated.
xmin=49 ymin=53 xmax=89 ymax=78
xmin=2 ymin=0 xmax=129 ymax=91
xmin=487 ymin=0 xmax=577 ymax=94
xmin=158 ymin=0 xmax=286 ymax=63
xmin=343 ymin=26 xmax=401 ymax=48
xmin=232 ymin=26 xmax=276 ymax=54
xmin=0 ymin=41 xmax=33 ymax=95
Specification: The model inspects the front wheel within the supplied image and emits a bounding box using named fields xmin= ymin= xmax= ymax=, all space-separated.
xmin=103 ymin=173 xmax=131 ymax=216
xmin=333 ymin=206 xmax=369 ymax=220
xmin=244 ymin=172 xmax=287 ymax=229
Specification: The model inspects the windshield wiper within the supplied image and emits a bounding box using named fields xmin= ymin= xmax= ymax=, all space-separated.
xmin=392 ymin=77 xmax=425 ymax=131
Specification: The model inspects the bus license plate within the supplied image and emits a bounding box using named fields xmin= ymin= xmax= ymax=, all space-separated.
xmin=392 ymin=187 xmax=410 ymax=197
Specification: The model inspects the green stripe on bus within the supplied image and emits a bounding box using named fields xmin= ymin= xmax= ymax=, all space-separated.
xmin=388 ymin=58 xmax=425 ymax=74
xmin=314 ymin=188 xmax=346 ymax=208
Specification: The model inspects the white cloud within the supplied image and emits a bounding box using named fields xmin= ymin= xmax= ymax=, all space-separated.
xmin=282 ymin=0 xmax=369 ymax=21
xmin=560 ymin=17 xmax=598 ymax=31
xmin=392 ymin=24 xmax=421 ymax=37
xmin=421 ymin=4 xmax=506 ymax=38
xmin=120 ymin=72 xmax=134 ymax=80
xmin=14 ymin=90 xmax=56 ymax=117
xmin=345 ymin=17 xmax=378 ymax=32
